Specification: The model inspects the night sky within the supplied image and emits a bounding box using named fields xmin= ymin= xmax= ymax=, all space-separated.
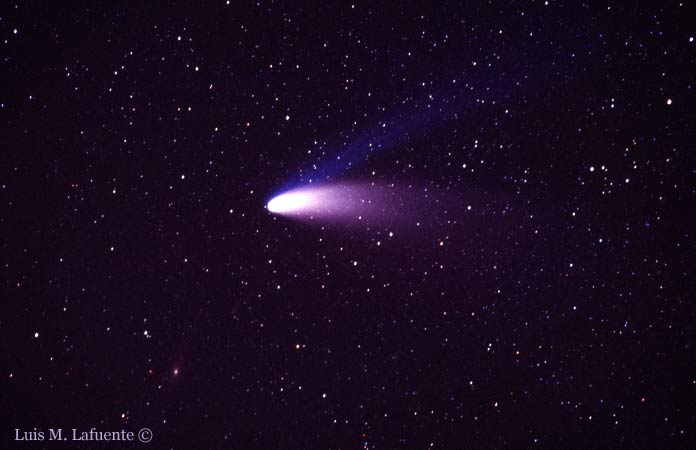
xmin=2 ymin=1 xmax=695 ymax=449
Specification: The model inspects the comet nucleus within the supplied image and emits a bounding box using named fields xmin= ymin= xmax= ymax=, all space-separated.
xmin=267 ymin=191 xmax=314 ymax=214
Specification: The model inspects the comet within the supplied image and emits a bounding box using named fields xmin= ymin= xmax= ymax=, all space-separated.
xmin=266 ymin=183 xmax=387 ymax=221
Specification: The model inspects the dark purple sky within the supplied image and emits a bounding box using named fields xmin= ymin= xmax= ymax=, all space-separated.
xmin=1 ymin=1 xmax=694 ymax=449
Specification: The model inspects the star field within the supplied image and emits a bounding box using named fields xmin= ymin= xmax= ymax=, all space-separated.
xmin=1 ymin=1 xmax=695 ymax=449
